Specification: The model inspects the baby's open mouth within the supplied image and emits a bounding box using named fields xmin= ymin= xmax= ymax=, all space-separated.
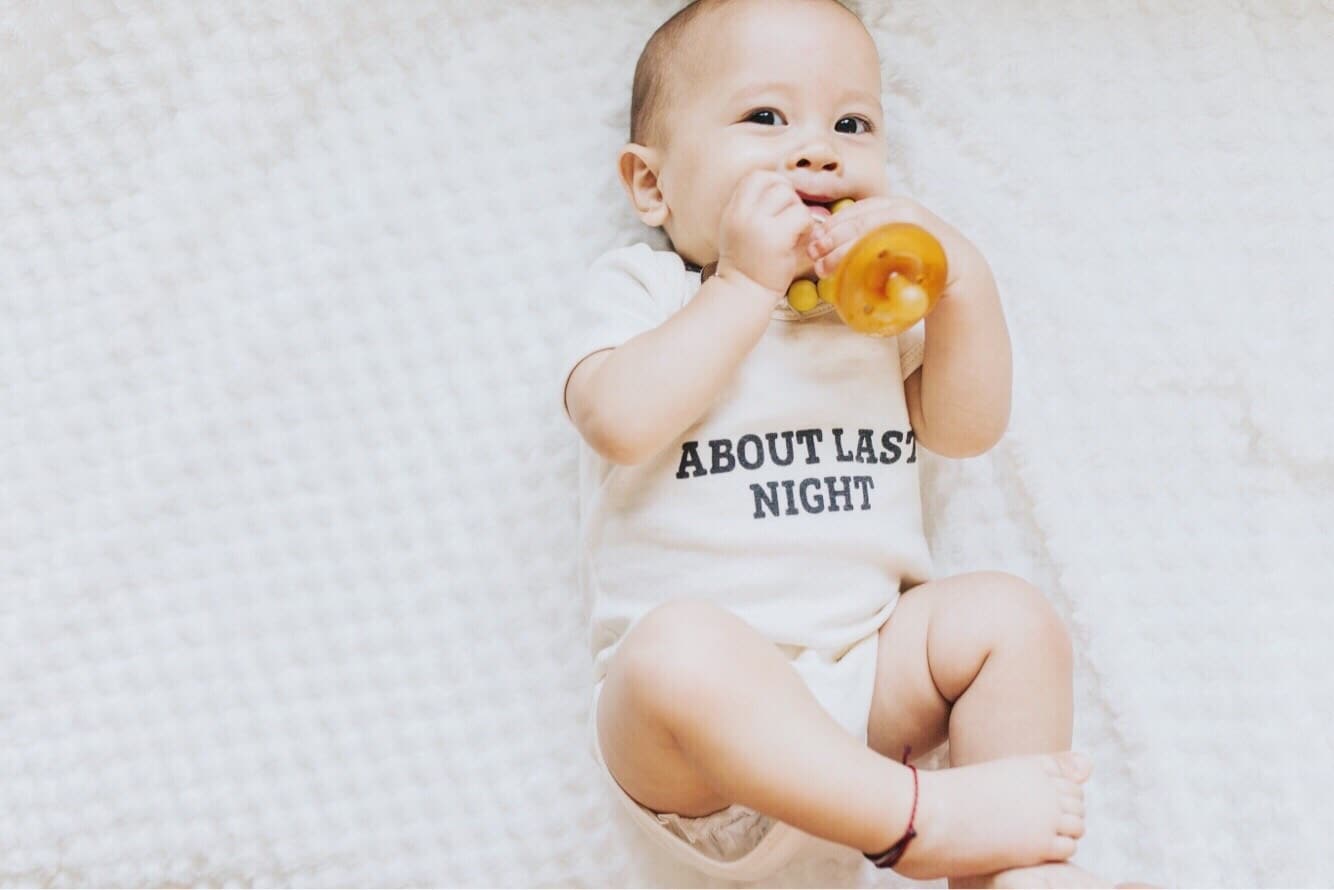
xmin=798 ymin=192 xmax=841 ymax=220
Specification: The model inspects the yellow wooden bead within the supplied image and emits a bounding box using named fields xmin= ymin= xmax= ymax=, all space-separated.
xmin=816 ymin=277 xmax=836 ymax=304
xmin=787 ymin=279 xmax=820 ymax=312
xmin=831 ymin=198 xmax=856 ymax=214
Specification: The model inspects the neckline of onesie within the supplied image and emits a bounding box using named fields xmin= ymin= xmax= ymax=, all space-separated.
xmin=679 ymin=257 xmax=835 ymax=323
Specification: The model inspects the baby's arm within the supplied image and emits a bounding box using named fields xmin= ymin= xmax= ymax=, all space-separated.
xmin=904 ymin=258 xmax=1012 ymax=458
xmin=569 ymin=171 xmax=817 ymax=465
xmin=809 ymin=197 xmax=1012 ymax=457
xmin=566 ymin=272 xmax=776 ymax=465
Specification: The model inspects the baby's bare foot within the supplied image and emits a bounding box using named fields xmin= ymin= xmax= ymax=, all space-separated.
xmin=956 ymin=861 xmax=1111 ymax=888
xmin=954 ymin=863 xmax=1161 ymax=889
xmin=890 ymin=751 xmax=1092 ymax=881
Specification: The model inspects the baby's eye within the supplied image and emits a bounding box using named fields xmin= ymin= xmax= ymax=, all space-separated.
xmin=746 ymin=108 xmax=787 ymax=126
xmin=835 ymin=115 xmax=873 ymax=135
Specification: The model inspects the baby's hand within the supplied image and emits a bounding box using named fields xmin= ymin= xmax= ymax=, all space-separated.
xmin=716 ymin=171 xmax=819 ymax=296
xmin=807 ymin=195 xmax=978 ymax=282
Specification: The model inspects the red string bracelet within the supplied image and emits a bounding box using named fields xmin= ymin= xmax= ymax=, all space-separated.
xmin=863 ymin=746 xmax=918 ymax=869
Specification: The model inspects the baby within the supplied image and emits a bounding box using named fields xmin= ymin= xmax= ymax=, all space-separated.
xmin=560 ymin=0 xmax=1143 ymax=886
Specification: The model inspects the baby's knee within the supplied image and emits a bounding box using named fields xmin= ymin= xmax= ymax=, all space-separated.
xmin=616 ymin=598 xmax=744 ymax=685
xmin=975 ymin=572 xmax=1073 ymax=661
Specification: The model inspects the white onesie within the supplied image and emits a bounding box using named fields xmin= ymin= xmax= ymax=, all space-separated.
xmin=559 ymin=242 xmax=936 ymax=877
xmin=560 ymin=241 xmax=933 ymax=687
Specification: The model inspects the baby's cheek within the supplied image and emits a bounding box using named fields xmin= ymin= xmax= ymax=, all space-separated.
xmin=867 ymin=167 xmax=893 ymax=198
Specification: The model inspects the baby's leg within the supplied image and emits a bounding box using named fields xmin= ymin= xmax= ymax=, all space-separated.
xmin=869 ymin=571 xmax=1112 ymax=887
xmin=597 ymin=597 xmax=1090 ymax=876
xmin=869 ymin=571 xmax=1074 ymax=766
xmin=597 ymin=598 xmax=914 ymax=854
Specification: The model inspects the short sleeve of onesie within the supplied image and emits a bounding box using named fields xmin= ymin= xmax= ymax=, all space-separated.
xmin=558 ymin=243 xmax=688 ymax=422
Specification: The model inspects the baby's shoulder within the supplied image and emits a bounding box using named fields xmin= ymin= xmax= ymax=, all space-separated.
xmin=590 ymin=241 xmax=684 ymax=274
xmin=586 ymin=241 xmax=691 ymax=307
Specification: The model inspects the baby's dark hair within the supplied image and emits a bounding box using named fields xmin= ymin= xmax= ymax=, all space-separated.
xmin=629 ymin=0 xmax=865 ymax=146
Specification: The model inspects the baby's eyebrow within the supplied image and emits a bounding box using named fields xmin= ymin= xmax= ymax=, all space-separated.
xmin=728 ymin=82 xmax=880 ymax=108
xmin=728 ymin=81 xmax=797 ymax=103
xmin=839 ymin=88 xmax=881 ymax=107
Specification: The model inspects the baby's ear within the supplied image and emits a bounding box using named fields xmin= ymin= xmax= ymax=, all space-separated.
xmin=617 ymin=144 xmax=668 ymax=228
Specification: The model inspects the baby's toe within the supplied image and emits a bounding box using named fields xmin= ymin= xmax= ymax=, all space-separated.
xmin=1047 ymin=751 xmax=1093 ymax=783
xmin=1047 ymin=834 xmax=1078 ymax=862
xmin=1058 ymin=812 xmax=1085 ymax=840
xmin=1054 ymin=777 xmax=1082 ymax=799
xmin=1061 ymin=793 xmax=1085 ymax=816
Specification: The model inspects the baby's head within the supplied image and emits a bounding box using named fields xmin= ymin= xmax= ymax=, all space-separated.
xmin=619 ymin=0 xmax=889 ymax=271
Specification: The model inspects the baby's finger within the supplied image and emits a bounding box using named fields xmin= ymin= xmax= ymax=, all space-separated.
xmin=808 ymin=203 xmax=878 ymax=259
xmin=751 ymin=170 xmax=794 ymax=199
xmin=759 ymin=179 xmax=801 ymax=215
xmin=798 ymin=215 xmax=825 ymax=250
xmin=814 ymin=239 xmax=855 ymax=279
xmin=777 ymin=200 xmax=816 ymax=241
xmin=733 ymin=170 xmax=785 ymax=211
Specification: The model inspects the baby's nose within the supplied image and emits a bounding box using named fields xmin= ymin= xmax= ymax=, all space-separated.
xmin=788 ymin=143 xmax=839 ymax=172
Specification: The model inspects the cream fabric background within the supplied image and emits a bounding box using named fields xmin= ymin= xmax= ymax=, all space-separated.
xmin=2 ymin=2 xmax=1331 ymax=886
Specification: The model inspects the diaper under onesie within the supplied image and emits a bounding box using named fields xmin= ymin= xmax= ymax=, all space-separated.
xmin=559 ymin=243 xmax=934 ymax=881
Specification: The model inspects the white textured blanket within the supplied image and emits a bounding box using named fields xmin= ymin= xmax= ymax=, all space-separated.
xmin=2 ymin=2 xmax=1331 ymax=887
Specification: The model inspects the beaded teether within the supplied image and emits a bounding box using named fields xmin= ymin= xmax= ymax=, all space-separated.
xmin=788 ymin=199 xmax=949 ymax=337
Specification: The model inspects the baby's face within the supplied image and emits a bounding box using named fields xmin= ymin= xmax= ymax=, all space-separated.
xmin=653 ymin=0 xmax=890 ymax=271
